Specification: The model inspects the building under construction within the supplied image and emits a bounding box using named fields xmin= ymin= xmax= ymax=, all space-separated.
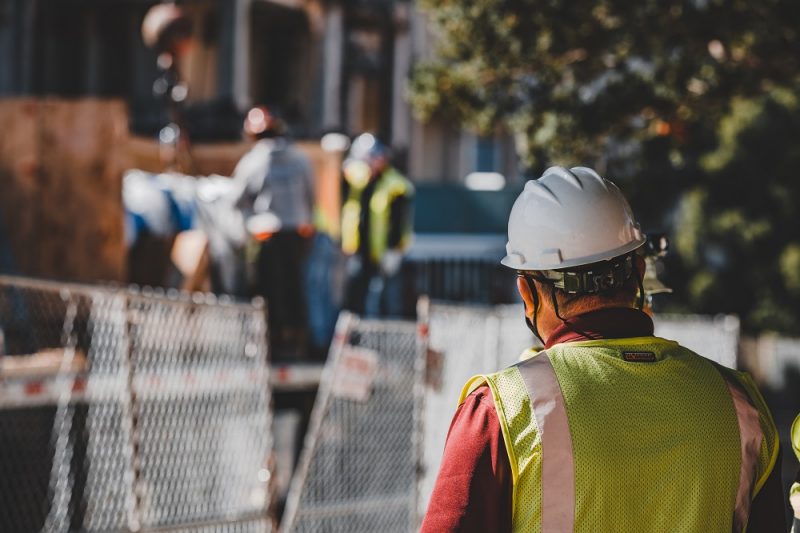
xmin=0 ymin=0 xmax=519 ymax=181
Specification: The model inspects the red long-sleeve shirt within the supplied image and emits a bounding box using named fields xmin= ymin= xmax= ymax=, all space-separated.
xmin=420 ymin=308 xmax=787 ymax=532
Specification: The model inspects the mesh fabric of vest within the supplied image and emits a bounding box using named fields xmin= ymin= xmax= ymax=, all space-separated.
xmin=462 ymin=337 xmax=779 ymax=533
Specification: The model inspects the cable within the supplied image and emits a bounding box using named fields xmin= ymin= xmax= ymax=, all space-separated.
xmin=520 ymin=275 xmax=545 ymax=345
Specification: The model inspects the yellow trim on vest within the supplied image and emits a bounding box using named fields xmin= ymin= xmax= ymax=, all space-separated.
xmin=462 ymin=356 xmax=550 ymax=531
xmin=736 ymin=371 xmax=780 ymax=497
xmin=461 ymin=374 xmax=521 ymax=512
xmin=458 ymin=374 xmax=519 ymax=490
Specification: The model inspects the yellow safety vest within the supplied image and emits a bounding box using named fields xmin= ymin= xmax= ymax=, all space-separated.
xmin=461 ymin=337 xmax=779 ymax=533
xmin=791 ymin=415 xmax=800 ymax=526
xmin=341 ymin=168 xmax=413 ymax=263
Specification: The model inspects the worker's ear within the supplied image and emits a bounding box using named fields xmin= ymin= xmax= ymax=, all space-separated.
xmin=634 ymin=254 xmax=646 ymax=283
xmin=517 ymin=276 xmax=536 ymax=320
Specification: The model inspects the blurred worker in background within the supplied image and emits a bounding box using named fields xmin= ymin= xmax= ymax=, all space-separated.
xmin=230 ymin=106 xmax=316 ymax=359
xmin=341 ymin=134 xmax=414 ymax=316
xmin=422 ymin=166 xmax=785 ymax=532
xmin=141 ymin=2 xmax=195 ymax=172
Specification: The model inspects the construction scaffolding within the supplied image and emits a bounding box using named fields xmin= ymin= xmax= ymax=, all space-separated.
xmin=0 ymin=276 xmax=274 ymax=533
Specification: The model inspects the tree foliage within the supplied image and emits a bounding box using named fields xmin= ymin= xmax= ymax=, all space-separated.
xmin=410 ymin=0 xmax=800 ymax=171
xmin=410 ymin=0 xmax=800 ymax=333
xmin=670 ymin=90 xmax=800 ymax=333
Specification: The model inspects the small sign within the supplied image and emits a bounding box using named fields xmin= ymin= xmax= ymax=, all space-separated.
xmin=332 ymin=346 xmax=379 ymax=402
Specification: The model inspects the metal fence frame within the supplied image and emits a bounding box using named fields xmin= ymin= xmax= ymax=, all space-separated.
xmin=281 ymin=312 xmax=425 ymax=533
xmin=0 ymin=275 xmax=274 ymax=533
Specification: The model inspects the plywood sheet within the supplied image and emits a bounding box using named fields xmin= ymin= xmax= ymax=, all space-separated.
xmin=0 ymin=99 xmax=40 ymax=274
xmin=0 ymin=98 xmax=127 ymax=282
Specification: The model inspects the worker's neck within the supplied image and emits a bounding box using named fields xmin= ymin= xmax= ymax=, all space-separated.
xmin=539 ymin=306 xmax=654 ymax=348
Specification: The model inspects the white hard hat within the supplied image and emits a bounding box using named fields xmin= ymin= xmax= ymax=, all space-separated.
xmin=502 ymin=166 xmax=645 ymax=271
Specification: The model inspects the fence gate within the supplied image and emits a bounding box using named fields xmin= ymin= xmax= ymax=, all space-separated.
xmin=281 ymin=312 xmax=424 ymax=533
xmin=0 ymin=276 xmax=274 ymax=533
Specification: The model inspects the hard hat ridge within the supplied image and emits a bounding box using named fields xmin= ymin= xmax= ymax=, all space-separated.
xmin=543 ymin=166 xmax=584 ymax=190
xmin=525 ymin=180 xmax=562 ymax=206
xmin=502 ymin=165 xmax=645 ymax=272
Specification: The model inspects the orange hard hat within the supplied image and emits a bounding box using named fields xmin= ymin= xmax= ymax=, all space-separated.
xmin=141 ymin=3 xmax=192 ymax=52
xmin=244 ymin=106 xmax=287 ymax=137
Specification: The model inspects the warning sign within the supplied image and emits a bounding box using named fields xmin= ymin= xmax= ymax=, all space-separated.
xmin=332 ymin=346 xmax=379 ymax=402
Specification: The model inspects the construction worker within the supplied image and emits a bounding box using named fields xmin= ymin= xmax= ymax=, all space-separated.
xmin=230 ymin=106 xmax=316 ymax=358
xmin=791 ymin=414 xmax=800 ymax=532
xmin=422 ymin=166 xmax=786 ymax=532
xmin=341 ymin=134 xmax=413 ymax=316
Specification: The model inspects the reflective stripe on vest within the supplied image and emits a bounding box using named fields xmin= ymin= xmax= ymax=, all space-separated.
xmin=516 ymin=352 xmax=574 ymax=533
xmin=716 ymin=368 xmax=765 ymax=533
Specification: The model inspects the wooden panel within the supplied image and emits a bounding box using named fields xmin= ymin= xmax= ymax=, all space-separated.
xmin=0 ymin=98 xmax=127 ymax=282
xmin=37 ymin=99 xmax=128 ymax=282
xmin=0 ymin=99 xmax=41 ymax=274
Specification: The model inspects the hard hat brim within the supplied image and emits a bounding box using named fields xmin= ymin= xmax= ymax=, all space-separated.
xmin=501 ymin=236 xmax=646 ymax=272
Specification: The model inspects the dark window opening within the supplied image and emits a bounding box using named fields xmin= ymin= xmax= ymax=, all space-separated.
xmin=250 ymin=2 xmax=311 ymax=135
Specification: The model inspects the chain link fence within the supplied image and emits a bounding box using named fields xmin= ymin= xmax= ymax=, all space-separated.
xmin=0 ymin=276 xmax=274 ymax=533
xmin=281 ymin=312 xmax=424 ymax=533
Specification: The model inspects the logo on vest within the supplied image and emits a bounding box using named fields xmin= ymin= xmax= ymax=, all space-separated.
xmin=622 ymin=351 xmax=657 ymax=363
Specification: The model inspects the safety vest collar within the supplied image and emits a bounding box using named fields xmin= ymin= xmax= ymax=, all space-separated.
xmin=545 ymin=336 xmax=680 ymax=363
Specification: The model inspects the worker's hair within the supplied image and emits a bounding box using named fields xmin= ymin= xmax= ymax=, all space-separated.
xmin=531 ymin=261 xmax=641 ymax=316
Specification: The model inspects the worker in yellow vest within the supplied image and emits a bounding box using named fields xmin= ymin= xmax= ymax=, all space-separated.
xmin=791 ymin=414 xmax=800 ymax=532
xmin=341 ymin=133 xmax=413 ymax=316
xmin=422 ymin=166 xmax=785 ymax=532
